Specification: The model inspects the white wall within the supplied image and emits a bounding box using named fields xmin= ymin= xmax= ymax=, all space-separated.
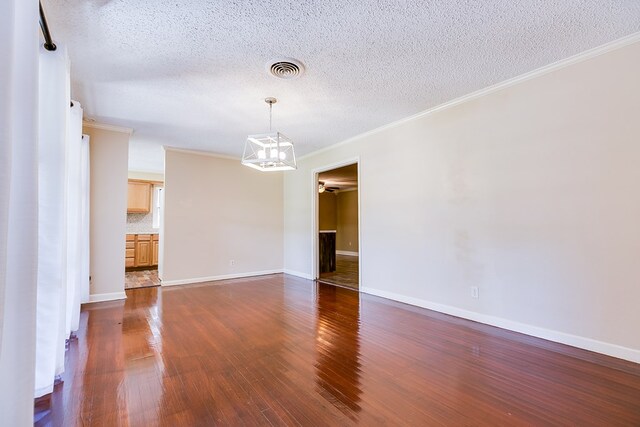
xmin=162 ymin=149 xmax=283 ymax=285
xmin=284 ymin=39 xmax=640 ymax=362
xmin=84 ymin=125 xmax=129 ymax=302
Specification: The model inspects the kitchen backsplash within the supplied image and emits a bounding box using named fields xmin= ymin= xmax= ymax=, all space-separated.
xmin=127 ymin=212 xmax=158 ymax=234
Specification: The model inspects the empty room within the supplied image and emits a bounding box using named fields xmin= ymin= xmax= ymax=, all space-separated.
xmin=2 ymin=1 xmax=640 ymax=425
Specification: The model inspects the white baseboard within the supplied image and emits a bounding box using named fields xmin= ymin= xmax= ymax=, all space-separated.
xmin=283 ymin=269 xmax=315 ymax=280
xmin=360 ymin=286 xmax=640 ymax=364
xmin=86 ymin=291 xmax=127 ymax=304
xmin=336 ymin=250 xmax=359 ymax=256
xmin=161 ymin=269 xmax=283 ymax=287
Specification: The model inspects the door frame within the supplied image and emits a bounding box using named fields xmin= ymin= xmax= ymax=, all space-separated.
xmin=311 ymin=157 xmax=361 ymax=285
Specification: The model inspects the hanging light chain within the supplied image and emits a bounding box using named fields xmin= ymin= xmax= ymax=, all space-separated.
xmin=265 ymin=97 xmax=277 ymax=132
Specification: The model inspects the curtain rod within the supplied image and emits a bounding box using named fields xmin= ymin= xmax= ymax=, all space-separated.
xmin=39 ymin=1 xmax=56 ymax=51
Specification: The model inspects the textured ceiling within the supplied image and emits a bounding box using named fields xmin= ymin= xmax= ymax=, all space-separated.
xmin=46 ymin=0 xmax=640 ymax=172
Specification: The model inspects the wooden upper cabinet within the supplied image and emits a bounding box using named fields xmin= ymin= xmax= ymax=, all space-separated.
xmin=127 ymin=180 xmax=152 ymax=213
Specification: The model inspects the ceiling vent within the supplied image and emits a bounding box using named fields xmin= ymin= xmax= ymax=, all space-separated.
xmin=268 ymin=59 xmax=304 ymax=79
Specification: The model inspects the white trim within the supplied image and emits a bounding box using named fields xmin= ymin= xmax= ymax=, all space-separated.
xmin=128 ymin=168 xmax=164 ymax=175
xmin=86 ymin=292 xmax=127 ymax=304
xmin=163 ymin=145 xmax=239 ymax=161
xmin=312 ymin=158 xmax=361 ymax=175
xmin=356 ymin=160 xmax=362 ymax=288
xmin=82 ymin=121 xmax=133 ymax=135
xmin=161 ymin=269 xmax=283 ymax=287
xmin=283 ymin=269 xmax=315 ymax=280
xmin=336 ymin=250 xmax=358 ymax=256
xmin=360 ymin=286 xmax=640 ymax=364
xmin=300 ymin=32 xmax=640 ymax=161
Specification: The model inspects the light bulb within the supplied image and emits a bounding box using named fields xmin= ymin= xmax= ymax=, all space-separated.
xmin=257 ymin=150 xmax=266 ymax=159
xmin=270 ymin=149 xmax=278 ymax=159
xmin=279 ymin=151 xmax=286 ymax=160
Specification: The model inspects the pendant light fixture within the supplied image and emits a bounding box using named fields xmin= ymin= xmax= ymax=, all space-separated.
xmin=242 ymin=97 xmax=297 ymax=171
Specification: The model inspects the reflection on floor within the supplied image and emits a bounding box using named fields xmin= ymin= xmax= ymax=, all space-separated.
xmin=39 ymin=274 xmax=640 ymax=425
xmin=125 ymin=269 xmax=160 ymax=289
xmin=319 ymin=254 xmax=358 ymax=289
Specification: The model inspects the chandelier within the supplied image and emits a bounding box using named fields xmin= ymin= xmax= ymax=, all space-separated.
xmin=242 ymin=97 xmax=297 ymax=171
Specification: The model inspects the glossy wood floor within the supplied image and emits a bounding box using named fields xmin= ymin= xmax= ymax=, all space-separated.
xmin=319 ymin=254 xmax=359 ymax=289
xmin=40 ymin=274 xmax=640 ymax=426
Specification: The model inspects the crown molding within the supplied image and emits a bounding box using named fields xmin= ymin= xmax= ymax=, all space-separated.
xmin=82 ymin=121 xmax=133 ymax=135
xmin=301 ymin=32 xmax=640 ymax=161
xmin=128 ymin=169 xmax=165 ymax=176
xmin=163 ymin=146 xmax=240 ymax=161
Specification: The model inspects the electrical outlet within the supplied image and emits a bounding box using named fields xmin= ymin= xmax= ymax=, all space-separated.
xmin=471 ymin=286 xmax=479 ymax=299
xmin=229 ymin=260 xmax=235 ymax=266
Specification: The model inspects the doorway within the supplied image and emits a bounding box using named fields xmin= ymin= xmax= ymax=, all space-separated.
xmin=315 ymin=162 xmax=359 ymax=289
xmin=124 ymin=175 xmax=164 ymax=290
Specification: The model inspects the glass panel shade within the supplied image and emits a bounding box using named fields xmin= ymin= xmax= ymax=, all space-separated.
xmin=241 ymin=132 xmax=297 ymax=171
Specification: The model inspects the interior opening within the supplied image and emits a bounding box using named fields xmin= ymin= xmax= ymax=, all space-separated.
xmin=316 ymin=163 xmax=359 ymax=289
xmin=124 ymin=169 xmax=164 ymax=290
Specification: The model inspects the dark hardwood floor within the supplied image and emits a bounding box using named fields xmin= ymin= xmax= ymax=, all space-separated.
xmin=319 ymin=254 xmax=359 ymax=289
xmin=39 ymin=274 xmax=640 ymax=426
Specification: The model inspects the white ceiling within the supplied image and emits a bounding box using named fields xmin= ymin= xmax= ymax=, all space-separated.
xmin=47 ymin=1 xmax=640 ymax=172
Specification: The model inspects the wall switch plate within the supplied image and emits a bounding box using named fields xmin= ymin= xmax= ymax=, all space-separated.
xmin=229 ymin=260 xmax=235 ymax=266
xmin=471 ymin=286 xmax=479 ymax=299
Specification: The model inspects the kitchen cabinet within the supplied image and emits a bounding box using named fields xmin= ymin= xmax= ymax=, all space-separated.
xmin=319 ymin=231 xmax=336 ymax=273
xmin=125 ymin=234 xmax=135 ymax=267
xmin=126 ymin=234 xmax=159 ymax=269
xmin=152 ymin=235 xmax=159 ymax=265
xmin=127 ymin=180 xmax=152 ymax=213
xmin=135 ymin=234 xmax=151 ymax=266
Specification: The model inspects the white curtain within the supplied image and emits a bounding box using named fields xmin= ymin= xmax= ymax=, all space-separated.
xmin=35 ymin=43 xmax=89 ymax=397
xmin=65 ymin=102 xmax=87 ymax=334
xmin=1 ymin=0 xmax=89 ymax=417
xmin=35 ymin=45 xmax=88 ymax=398
xmin=0 ymin=0 xmax=40 ymax=425
xmin=35 ymin=43 xmax=70 ymax=397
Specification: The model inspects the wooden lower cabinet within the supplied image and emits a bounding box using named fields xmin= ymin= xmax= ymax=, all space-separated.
xmin=126 ymin=234 xmax=159 ymax=269
xmin=135 ymin=234 xmax=151 ymax=266
xmin=126 ymin=235 xmax=136 ymax=267
xmin=152 ymin=235 xmax=159 ymax=266
xmin=319 ymin=232 xmax=336 ymax=273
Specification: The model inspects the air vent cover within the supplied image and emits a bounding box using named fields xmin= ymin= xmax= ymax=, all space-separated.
xmin=268 ymin=59 xmax=304 ymax=79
